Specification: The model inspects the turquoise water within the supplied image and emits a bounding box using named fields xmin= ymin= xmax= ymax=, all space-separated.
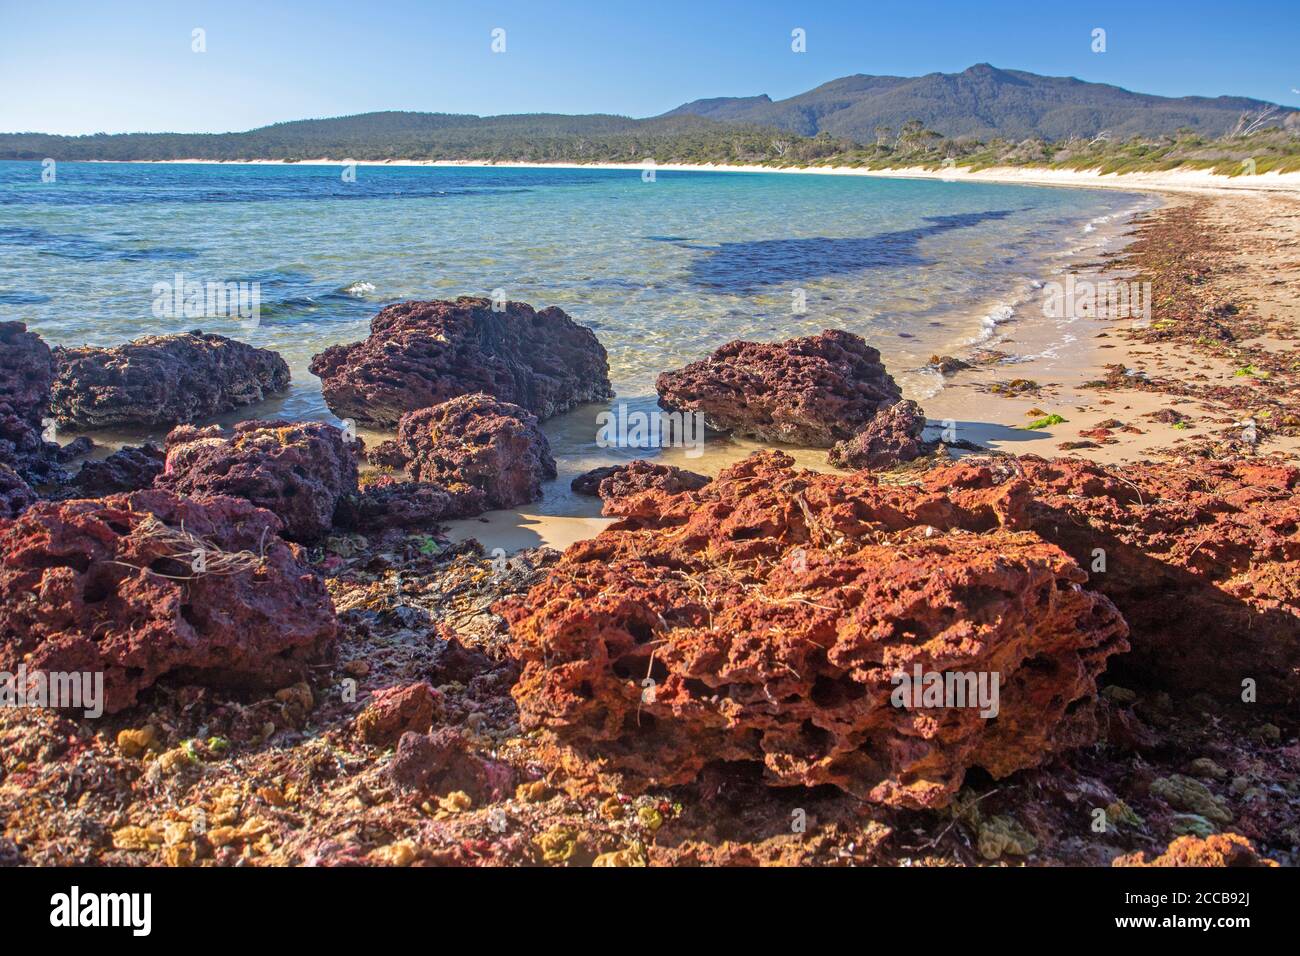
xmin=0 ymin=160 xmax=1146 ymax=427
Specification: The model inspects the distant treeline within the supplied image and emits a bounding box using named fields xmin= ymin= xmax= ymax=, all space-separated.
xmin=2 ymin=110 xmax=1297 ymax=175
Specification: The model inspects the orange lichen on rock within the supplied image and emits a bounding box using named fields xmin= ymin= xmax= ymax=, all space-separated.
xmin=922 ymin=455 xmax=1300 ymax=702
xmin=356 ymin=681 xmax=442 ymax=746
xmin=1112 ymin=833 xmax=1278 ymax=867
xmin=500 ymin=451 xmax=1128 ymax=808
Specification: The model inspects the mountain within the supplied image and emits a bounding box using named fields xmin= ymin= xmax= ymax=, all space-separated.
xmin=662 ymin=64 xmax=1292 ymax=141
xmin=1 ymin=65 xmax=1292 ymax=164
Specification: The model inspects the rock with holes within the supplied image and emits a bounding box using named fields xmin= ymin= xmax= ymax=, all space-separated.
xmin=63 ymin=444 xmax=166 ymax=498
xmin=333 ymin=475 xmax=453 ymax=532
xmin=309 ymin=297 xmax=612 ymax=427
xmin=51 ymin=331 xmax=289 ymax=430
xmin=656 ymin=330 xmax=903 ymax=446
xmin=0 ymin=489 xmax=336 ymax=714
xmin=828 ymin=399 xmax=928 ymax=470
xmin=155 ymin=420 xmax=358 ymax=543
xmin=0 ymin=321 xmax=65 ymax=485
xmin=500 ymin=450 xmax=1128 ymax=807
xmin=0 ymin=463 xmax=35 ymax=519
xmin=367 ymin=394 xmax=555 ymax=516
xmin=571 ymin=460 xmax=711 ymax=505
xmin=0 ymin=322 xmax=53 ymax=425
xmin=921 ymin=455 xmax=1300 ymax=703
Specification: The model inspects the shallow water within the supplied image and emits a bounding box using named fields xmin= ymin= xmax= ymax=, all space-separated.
xmin=0 ymin=160 xmax=1151 ymax=547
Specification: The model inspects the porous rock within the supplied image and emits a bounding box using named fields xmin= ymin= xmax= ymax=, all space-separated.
xmin=334 ymin=476 xmax=452 ymax=532
xmin=0 ymin=321 xmax=63 ymax=484
xmin=0 ymin=489 xmax=336 ymax=714
xmin=500 ymin=451 xmax=1128 ymax=807
xmin=828 ymin=399 xmax=927 ymax=470
xmin=51 ymin=331 xmax=289 ymax=429
xmin=64 ymin=444 xmax=166 ymax=498
xmin=656 ymin=330 xmax=903 ymax=446
xmin=156 ymin=420 xmax=358 ymax=543
xmin=1112 ymin=833 xmax=1277 ymax=867
xmin=571 ymin=460 xmax=711 ymax=503
xmin=367 ymin=394 xmax=555 ymax=515
xmin=924 ymin=455 xmax=1300 ymax=702
xmin=0 ymin=463 xmax=35 ymax=518
xmin=309 ymin=298 xmax=611 ymax=427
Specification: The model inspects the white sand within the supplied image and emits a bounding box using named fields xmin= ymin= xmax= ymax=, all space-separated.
xmin=121 ymin=157 xmax=1300 ymax=195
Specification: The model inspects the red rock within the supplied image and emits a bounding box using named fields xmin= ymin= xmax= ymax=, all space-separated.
xmin=53 ymin=436 xmax=94 ymax=463
xmin=356 ymin=682 xmax=442 ymax=745
xmin=0 ymin=417 xmax=63 ymax=486
xmin=1098 ymin=698 xmax=1159 ymax=752
xmin=309 ymin=297 xmax=612 ymax=427
xmin=0 ymin=321 xmax=63 ymax=484
xmin=500 ymin=451 xmax=1127 ymax=807
xmin=334 ymin=475 xmax=452 ymax=532
xmin=156 ymin=420 xmax=358 ymax=543
xmin=64 ymin=444 xmax=165 ymax=498
xmin=0 ymin=321 xmax=53 ymax=425
xmin=368 ymin=394 xmax=555 ymax=515
xmin=0 ymin=489 xmax=336 ymax=714
xmin=571 ymin=460 xmax=711 ymax=502
xmin=605 ymin=449 xmax=1030 ymax=536
xmin=51 ymin=331 xmax=290 ymax=429
xmin=656 ymin=330 xmax=903 ymax=446
xmin=0 ymin=463 xmax=35 ymax=518
xmin=389 ymin=727 xmax=515 ymax=800
xmin=569 ymin=465 xmax=621 ymax=496
xmin=1113 ymin=833 xmax=1277 ymax=867
xmin=924 ymin=455 xmax=1300 ymax=702
xmin=427 ymin=626 xmax=495 ymax=685
xmin=828 ymin=399 xmax=927 ymax=470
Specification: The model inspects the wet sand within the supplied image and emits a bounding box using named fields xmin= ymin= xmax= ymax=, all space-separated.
xmin=927 ymin=190 xmax=1300 ymax=461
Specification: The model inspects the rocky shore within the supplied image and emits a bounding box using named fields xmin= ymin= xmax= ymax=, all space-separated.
xmin=1 ymin=200 xmax=1297 ymax=868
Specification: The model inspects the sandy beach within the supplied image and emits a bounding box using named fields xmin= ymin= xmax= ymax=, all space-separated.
xmin=926 ymin=189 xmax=1300 ymax=460
xmin=428 ymin=180 xmax=1300 ymax=551
xmin=138 ymin=155 xmax=1300 ymax=194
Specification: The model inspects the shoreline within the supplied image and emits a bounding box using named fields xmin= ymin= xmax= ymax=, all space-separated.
xmin=93 ymin=156 xmax=1300 ymax=195
xmin=925 ymin=187 xmax=1300 ymax=465
xmin=439 ymin=184 xmax=1300 ymax=550
xmin=42 ymin=161 xmax=1300 ymax=550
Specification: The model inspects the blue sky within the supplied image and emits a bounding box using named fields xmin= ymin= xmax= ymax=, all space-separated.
xmin=1 ymin=0 xmax=1296 ymax=134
